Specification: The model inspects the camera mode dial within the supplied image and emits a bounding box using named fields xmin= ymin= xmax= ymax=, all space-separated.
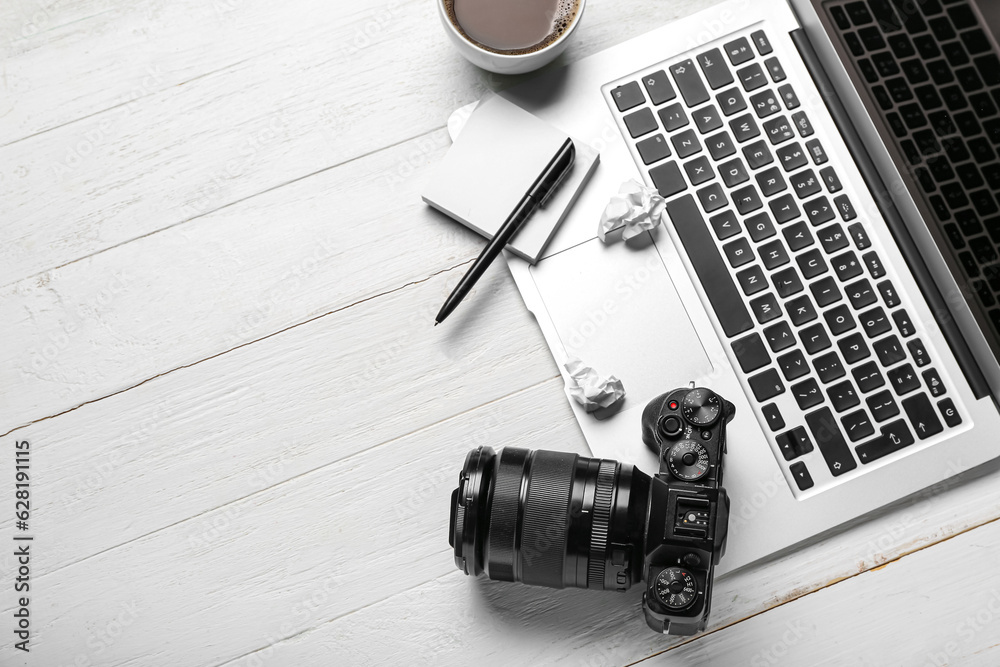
xmin=681 ymin=388 xmax=721 ymax=426
xmin=652 ymin=567 xmax=697 ymax=611
xmin=666 ymin=440 xmax=710 ymax=481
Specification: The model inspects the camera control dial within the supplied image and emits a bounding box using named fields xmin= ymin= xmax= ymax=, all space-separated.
xmin=681 ymin=388 xmax=721 ymax=426
xmin=652 ymin=567 xmax=697 ymax=610
xmin=666 ymin=440 xmax=710 ymax=481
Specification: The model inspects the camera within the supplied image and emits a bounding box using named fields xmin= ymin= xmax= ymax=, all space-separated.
xmin=448 ymin=386 xmax=735 ymax=635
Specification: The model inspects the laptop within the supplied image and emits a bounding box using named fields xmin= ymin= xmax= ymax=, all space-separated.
xmin=502 ymin=0 xmax=1000 ymax=573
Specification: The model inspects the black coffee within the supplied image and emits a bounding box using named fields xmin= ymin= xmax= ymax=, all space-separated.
xmin=444 ymin=0 xmax=580 ymax=55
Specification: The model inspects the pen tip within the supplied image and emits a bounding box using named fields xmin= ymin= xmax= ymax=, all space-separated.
xmin=434 ymin=321 xmax=439 ymax=327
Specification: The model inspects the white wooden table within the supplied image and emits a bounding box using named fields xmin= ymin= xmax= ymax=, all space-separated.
xmin=4 ymin=0 xmax=1000 ymax=664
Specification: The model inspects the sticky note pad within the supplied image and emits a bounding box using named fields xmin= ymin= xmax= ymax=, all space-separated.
xmin=422 ymin=94 xmax=599 ymax=264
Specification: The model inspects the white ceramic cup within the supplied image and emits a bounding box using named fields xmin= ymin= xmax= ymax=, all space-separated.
xmin=437 ymin=0 xmax=586 ymax=75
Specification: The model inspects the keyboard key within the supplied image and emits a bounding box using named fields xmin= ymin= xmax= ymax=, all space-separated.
xmin=769 ymin=193 xmax=800 ymax=223
xmin=694 ymin=105 xmax=724 ymax=133
xmin=724 ymin=37 xmax=754 ymax=65
xmin=784 ymin=221 xmax=815 ymax=252
xmin=938 ymin=397 xmax=961 ymax=427
xmin=846 ymin=279 xmax=877 ymax=309
xmin=778 ymin=84 xmax=800 ymax=109
xmin=670 ymin=59 xmax=710 ymax=106
xmin=624 ymin=108 xmax=657 ymax=138
xmin=834 ymin=195 xmax=856 ymax=221
xmin=733 ymin=332 xmax=771 ymax=373
xmin=792 ymin=378 xmax=824 ymax=409
xmin=824 ymin=304 xmax=857 ymax=335
xmin=772 ymin=267 xmax=804 ymax=298
xmin=800 ymin=323 xmax=832 ymax=354
xmin=759 ymin=240 xmax=790 ymax=270
xmin=776 ymin=143 xmax=808 ymax=172
xmin=856 ymin=419 xmax=914 ymax=463
xmin=902 ymin=393 xmax=943 ymax=440
xmin=907 ymin=338 xmax=930 ymax=367
xmin=743 ymin=140 xmax=775 ymax=170
xmin=852 ymin=361 xmax=885 ymax=393
xmin=805 ymin=139 xmax=828 ymax=164
xmin=649 ymin=161 xmax=687 ymax=197
xmin=874 ymin=335 xmax=906 ymax=367
xmin=796 ymin=248 xmax=827 ymax=279
xmin=746 ymin=212 xmax=776 ymax=241
xmin=814 ymin=351 xmax=846 ymax=383
xmin=751 ymin=30 xmax=773 ymax=55
xmin=862 ymin=251 xmax=886 ymax=279
xmin=805 ymin=407 xmax=858 ymax=476
xmin=810 ymin=276 xmax=842 ymax=307
xmin=698 ymin=182 xmax=728 ymax=212
xmin=867 ymin=390 xmax=900 ymax=422
xmin=820 ymin=167 xmax=842 ymax=193
xmin=717 ymin=87 xmax=748 ymax=116
xmin=847 ymin=223 xmax=870 ymax=250
xmin=764 ymin=321 xmax=795 ymax=352
xmin=612 ymin=81 xmax=644 ymax=111
xmin=736 ymin=265 xmax=767 ymax=294
xmin=888 ymin=34 xmax=915 ymax=59
xmin=842 ymin=409 xmax=875 ymax=442
xmin=791 ymin=111 xmax=813 ymax=137
xmin=750 ymin=293 xmax=782 ymax=323
xmin=830 ymin=6 xmax=850 ymax=29
xmin=636 ymin=134 xmax=671 ymax=165
xmin=888 ymin=363 xmax=920 ymax=395
xmin=720 ymin=157 xmax=750 ymax=187
xmin=762 ymin=402 xmax=785 ymax=432
xmin=923 ymin=368 xmax=945 ymax=397
xmin=779 ymin=349 xmax=810 ymax=380
xmin=733 ymin=185 xmax=763 ymax=214
xmin=791 ymin=170 xmax=822 ymax=199
xmin=804 ymin=196 xmax=836 ymax=227
xmin=749 ymin=368 xmax=785 ymax=401
xmin=642 ymin=70 xmax=676 ymax=105
xmin=877 ymin=280 xmax=900 ymax=308
xmin=684 ymin=155 xmax=715 ymax=184
xmin=751 ymin=90 xmax=783 ymax=118
xmin=789 ymin=460 xmax=814 ymax=490
xmin=900 ymin=58 xmax=929 ymax=85
xmin=787 ymin=295 xmax=818 ymax=327
xmin=707 ymin=131 xmax=737 ymax=159
xmin=858 ymin=26 xmax=885 ymax=51
xmin=737 ymin=63 xmax=768 ymax=91
xmin=832 ymin=251 xmax=863 ymax=281
xmin=763 ymin=116 xmax=795 ymax=144
xmin=658 ymin=103 xmax=689 ymax=131
xmin=860 ymin=307 xmax=891 ymax=338
xmin=818 ymin=223 xmax=849 ymax=253
xmin=731 ymin=113 xmax=761 ymax=142
xmin=838 ymin=332 xmax=871 ymax=364
xmin=698 ymin=48 xmax=734 ymax=89
xmin=828 ymin=380 xmax=860 ymax=412
xmin=672 ymin=128 xmax=703 ymax=157
xmin=764 ymin=57 xmax=785 ymax=83
xmin=667 ymin=195 xmax=753 ymax=336
xmin=892 ymin=309 xmax=915 ymax=337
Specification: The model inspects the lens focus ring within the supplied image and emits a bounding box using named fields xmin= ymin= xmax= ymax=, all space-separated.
xmin=587 ymin=460 xmax=618 ymax=588
xmin=488 ymin=448 xmax=530 ymax=581
xmin=519 ymin=451 xmax=576 ymax=588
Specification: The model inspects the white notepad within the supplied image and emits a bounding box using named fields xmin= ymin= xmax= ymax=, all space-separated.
xmin=422 ymin=94 xmax=599 ymax=264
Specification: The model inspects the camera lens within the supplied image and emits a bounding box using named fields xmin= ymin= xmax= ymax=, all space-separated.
xmin=449 ymin=446 xmax=650 ymax=591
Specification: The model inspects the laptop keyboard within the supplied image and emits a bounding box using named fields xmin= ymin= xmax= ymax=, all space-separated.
xmin=606 ymin=27 xmax=964 ymax=494
xmin=827 ymin=0 xmax=1000 ymax=340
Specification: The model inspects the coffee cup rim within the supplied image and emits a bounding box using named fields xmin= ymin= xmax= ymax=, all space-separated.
xmin=436 ymin=0 xmax=586 ymax=61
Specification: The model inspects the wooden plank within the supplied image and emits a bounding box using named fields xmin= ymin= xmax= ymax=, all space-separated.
xmin=0 ymin=0 xmax=715 ymax=286
xmin=0 ymin=262 xmax=556 ymax=578
xmin=223 ymin=517 xmax=1000 ymax=667
xmin=0 ymin=129 xmax=486 ymax=436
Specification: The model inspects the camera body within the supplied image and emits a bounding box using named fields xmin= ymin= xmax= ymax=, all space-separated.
xmin=448 ymin=385 xmax=735 ymax=636
xmin=639 ymin=387 xmax=735 ymax=635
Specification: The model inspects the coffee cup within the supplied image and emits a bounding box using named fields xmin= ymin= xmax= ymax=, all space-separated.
xmin=437 ymin=0 xmax=586 ymax=75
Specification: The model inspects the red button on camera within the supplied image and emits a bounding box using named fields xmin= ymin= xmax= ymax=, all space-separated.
xmin=669 ymin=400 xmax=678 ymax=410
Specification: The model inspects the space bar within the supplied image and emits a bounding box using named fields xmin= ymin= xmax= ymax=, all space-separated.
xmin=667 ymin=195 xmax=753 ymax=337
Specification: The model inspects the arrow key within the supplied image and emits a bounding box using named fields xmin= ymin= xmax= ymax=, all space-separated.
xmin=902 ymin=393 xmax=943 ymax=440
xmin=789 ymin=461 xmax=814 ymax=490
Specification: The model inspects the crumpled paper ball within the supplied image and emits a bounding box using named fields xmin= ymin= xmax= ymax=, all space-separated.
xmin=597 ymin=179 xmax=666 ymax=243
xmin=564 ymin=357 xmax=626 ymax=413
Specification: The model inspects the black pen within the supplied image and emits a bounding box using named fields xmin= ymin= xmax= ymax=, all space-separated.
xmin=435 ymin=137 xmax=575 ymax=325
